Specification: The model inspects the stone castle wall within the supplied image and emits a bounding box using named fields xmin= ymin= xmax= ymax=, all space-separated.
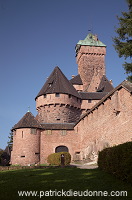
xmin=36 ymin=93 xmax=82 ymax=123
xmin=11 ymin=128 xmax=40 ymax=165
xmin=75 ymin=87 xmax=132 ymax=160
xmin=40 ymin=129 xmax=80 ymax=163
xmin=76 ymin=46 xmax=106 ymax=91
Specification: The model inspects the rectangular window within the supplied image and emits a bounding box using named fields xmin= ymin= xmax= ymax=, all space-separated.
xmin=46 ymin=130 xmax=52 ymax=135
xmin=44 ymin=94 xmax=47 ymax=98
xmin=61 ymin=130 xmax=67 ymax=136
xmin=69 ymin=94 xmax=72 ymax=98
xmin=55 ymin=93 xmax=60 ymax=97
xmin=88 ymin=99 xmax=92 ymax=103
xmin=22 ymin=131 xmax=23 ymax=138
xmin=30 ymin=129 xmax=37 ymax=134
xmin=21 ymin=155 xmax=25 ymax=158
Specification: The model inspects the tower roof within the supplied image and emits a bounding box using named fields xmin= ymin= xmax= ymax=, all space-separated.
xmin=36 ymin=66 xmax=80 ymax=99
xmin=70 ymin=74 xmax=83 ymax=85
xmin=12 ymin=112 xmax=41 ymax=130
xmin=76 ymin=33 xmax=106 ymax=47
xmin=97 ymin=75 xmax=114 ymax=92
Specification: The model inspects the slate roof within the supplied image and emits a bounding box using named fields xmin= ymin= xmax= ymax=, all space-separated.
xmin=41 ymin=123 xmax=75 ymax=130
xmin=36 ymin=66 xmax=80 ymax=99
xmin=79 ymin=92 xmax=108 ymax=100
xmin=12 ymin=112 xmax=42 ymax=130
xmin=97 ymin=75 xmax=114 ymax=92
xmin=70 ymin=74 xmax=83 ymax=85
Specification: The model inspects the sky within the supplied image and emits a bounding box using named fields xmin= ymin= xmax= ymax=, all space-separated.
xmin=0 ymin=0 xmax=129 ymax=149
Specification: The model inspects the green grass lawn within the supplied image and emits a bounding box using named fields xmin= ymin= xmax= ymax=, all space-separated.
xmin=0 ymin=167 xmax=131 ymax=200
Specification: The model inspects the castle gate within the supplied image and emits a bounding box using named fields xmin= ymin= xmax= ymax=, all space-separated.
xmin=55 ymin=145 xmax=69 ymax=153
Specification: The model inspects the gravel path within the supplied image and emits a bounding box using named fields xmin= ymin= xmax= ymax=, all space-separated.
xmin=71 ymin=163 xmax=98 ymax=169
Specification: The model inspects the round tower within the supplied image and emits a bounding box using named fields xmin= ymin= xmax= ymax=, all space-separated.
xmin=11 ymin=112 xmax=41 ymax=166
xmin=35 ymin=66 xmax=82 ymax=123
xmin=75 ymin=33 xmax=106 ymax=92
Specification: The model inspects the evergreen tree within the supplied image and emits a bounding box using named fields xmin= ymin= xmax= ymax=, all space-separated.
xmin=7 ymin=130 xmax=13 ymax=150
xmin=113 ymin=0 xmax=132 ymax=81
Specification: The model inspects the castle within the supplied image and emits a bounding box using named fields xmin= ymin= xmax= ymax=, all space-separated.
xmin=11 ymin=33 xmax=132 ymax=165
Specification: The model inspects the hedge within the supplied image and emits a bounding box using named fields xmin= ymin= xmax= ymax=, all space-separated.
xmin=98 ymin=142 xmax=132 ymax=184
xmin=47 ymin=152 xmax=71 ymax=166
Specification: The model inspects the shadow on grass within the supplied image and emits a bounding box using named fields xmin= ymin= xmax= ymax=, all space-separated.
xmin=0 ymin=167 xmax=131 ymax=200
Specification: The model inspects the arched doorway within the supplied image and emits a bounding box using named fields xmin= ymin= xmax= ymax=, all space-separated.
xmin=55 ymin=145 xmax=69 ymax=153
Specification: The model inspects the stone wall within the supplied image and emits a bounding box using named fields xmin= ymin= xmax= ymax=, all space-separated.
xmin=76 ymin=46 xmax=106 ymax=91
xmin=75 ymin=87 xmax=132 ymax=160
xmin=40 ymin=129 xmax=80 ymax=163
xmin=11 ymin=128 xmax=40 ymax=165
xmin=36 ymin=93 xmax=82 ymax=123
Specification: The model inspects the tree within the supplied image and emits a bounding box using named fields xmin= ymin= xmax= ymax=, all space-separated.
xmin=7 ymin=130 xmax=13 ymax=150
xmin=113 ymin=0 xmax=132 ymax=82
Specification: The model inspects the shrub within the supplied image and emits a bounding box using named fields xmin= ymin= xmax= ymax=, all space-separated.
xmin=98 ymin=142 xmax=132 ymax=184
xmin=47 ymin=152 xmax=71 ymax=166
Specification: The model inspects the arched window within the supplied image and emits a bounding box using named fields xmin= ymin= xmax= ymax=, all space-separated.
xmin=55 ymin=145 xmax=69 ymax=153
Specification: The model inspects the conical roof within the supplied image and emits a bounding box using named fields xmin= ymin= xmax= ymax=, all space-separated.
xmin=12 ymin=112 xmax=41 ymax=130
xmin=36 ymin=66 xmax=80 ymax=99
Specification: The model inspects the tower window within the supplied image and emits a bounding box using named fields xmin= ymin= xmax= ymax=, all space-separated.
xmin=46 ymin=130 xmax=52 ymax=135
xmin=30 ymin=129 xmax=37 ymax=134
xmin=61 ymin=130 xmax=67 ymax=136
xmin=55 ymin=93 xmax=60 ymax=97
xmin=88 ymin=99 xmax=92 ymax=103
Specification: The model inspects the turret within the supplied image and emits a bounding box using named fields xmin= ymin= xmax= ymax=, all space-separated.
xmin=35 ymin=66 xmax=82 ymax=123
xmin=75 ymin=33 xmax=106 ymax=92
xmin=11 ymin=112 xmax=41 ymax=165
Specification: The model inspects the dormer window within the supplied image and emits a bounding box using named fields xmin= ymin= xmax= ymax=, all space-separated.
xmin=55 ymin=93 xmax=60 ymax=97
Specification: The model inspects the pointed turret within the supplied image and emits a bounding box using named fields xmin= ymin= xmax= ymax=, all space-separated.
xmin=36 ymin=66 xmax=80 ymax=99
xmin=35 ymin=66 xmax=82 ymax=124
xmin=12 ymin=112 xmax=41 ymax=130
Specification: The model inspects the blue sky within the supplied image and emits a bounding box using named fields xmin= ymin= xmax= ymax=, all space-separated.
xmin=0 ymin=0 xmax=128 ymax=149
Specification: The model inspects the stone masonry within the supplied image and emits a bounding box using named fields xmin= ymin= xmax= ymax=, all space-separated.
xmin=11 ymin=33 xmax=132 ymax=165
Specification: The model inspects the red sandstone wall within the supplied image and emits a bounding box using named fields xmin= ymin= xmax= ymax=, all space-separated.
xmin=76 ymin=46 xmax=106 ymax=92
xmin=75 ymin=87 xmax=132 ymax=159
xmin=11 ymin=128 xmax=40 ymax=165
xmin=40 ymin=129 xmax=81 ymax=163
xmin=36 ymin=94 xmax=82 ymax=123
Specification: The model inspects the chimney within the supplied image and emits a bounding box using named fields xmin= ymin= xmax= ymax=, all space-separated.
xmin=72 ymin=75 xmax=75 ymax=79
xmin=109 ymin=80 xmax=113 ymax=85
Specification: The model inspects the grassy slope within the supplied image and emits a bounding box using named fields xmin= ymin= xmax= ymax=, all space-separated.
xmin=0 ymin=167 xmax=131 ymax=200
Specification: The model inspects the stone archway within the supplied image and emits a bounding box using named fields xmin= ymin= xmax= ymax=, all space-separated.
xmin=55 ymin=145 xmax=69 ymax=153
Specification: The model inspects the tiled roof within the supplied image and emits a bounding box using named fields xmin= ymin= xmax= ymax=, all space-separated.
xmin=79 ymin=92 xmax=108 ymax=100
xmin=97 ymin=75 xmax=114 ymax=92
xmin=41 ymin=123 xmax=75 ymax=130
xmin=70 ymin=74 xmax=83 ymax=85
xmin=36 ymin=66 xmax=80 ymax=99
xmin=12 ymin=112 xmax=42 ymax=130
